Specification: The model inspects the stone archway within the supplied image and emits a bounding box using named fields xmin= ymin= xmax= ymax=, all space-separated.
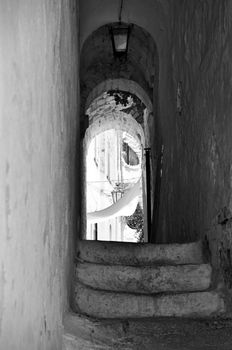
xmin=85 ymin=78 xmax=153 ymax=113
xmin=84 ymin=112 xmax=145 ymax=150
xmin=79 ymin=22 xmax=160 ymax=243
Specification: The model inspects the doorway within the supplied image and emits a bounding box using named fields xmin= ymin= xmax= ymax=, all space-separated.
xmin=86 ymin=128 xmax=144 ymax=242
xmin=82 ymin=89 xmax=150 ymax=242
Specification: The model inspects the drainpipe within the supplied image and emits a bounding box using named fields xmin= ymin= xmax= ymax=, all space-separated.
xmin=93 ymin=223 xmax=98 ymax=241
xmin=144 ymin=148 xmax=151 ymax=242
xmin=152 ymin=143 xmax=164 ymax=243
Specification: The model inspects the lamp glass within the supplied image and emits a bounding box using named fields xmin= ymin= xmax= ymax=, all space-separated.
xmin=112 ymin=26 xmax=129 ymax=54
xmin=114 ymin=32 xmax=127 ymax=52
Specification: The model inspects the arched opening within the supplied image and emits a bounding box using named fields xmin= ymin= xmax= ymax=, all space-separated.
xmin=80 ymin=22 xmax=160 ymax=243
xmin=86 ymin=128 xmax=143 ymax=242
xmin=82 ymin=89 xmax=152 ymax=242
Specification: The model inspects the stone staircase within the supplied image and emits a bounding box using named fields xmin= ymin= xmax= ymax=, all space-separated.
xmin=73 ymin=240 xmax=226 ymax=319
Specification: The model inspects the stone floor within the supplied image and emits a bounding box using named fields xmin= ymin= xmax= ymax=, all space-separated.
xmin=63 ymin=312 xmax=232 ymax=350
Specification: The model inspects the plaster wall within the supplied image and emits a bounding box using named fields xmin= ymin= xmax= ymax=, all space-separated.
xmin=79 ymin=0 xmax=168 ymax=150
xmin=158 ymin=0 xmax=232 ymax=245
xmin=79 ymin=0 xmax=171 ymax=51
xmin=0 ymin=1 xmax=79 ymax=349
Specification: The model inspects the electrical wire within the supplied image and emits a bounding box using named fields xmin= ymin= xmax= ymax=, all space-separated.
xmin=119 ymin=0 xmax=123 ymax=23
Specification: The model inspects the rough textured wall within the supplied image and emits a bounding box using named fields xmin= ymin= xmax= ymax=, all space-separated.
xmin=0 ymin=1 xmax=79 ymax=349
xmin=80 ymin=23 xmax=158 ymax=118
xmin=158 ymin=0 xmax=232 ymax=256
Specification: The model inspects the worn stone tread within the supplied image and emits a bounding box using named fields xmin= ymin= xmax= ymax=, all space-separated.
xmin=74 ymin=283 xmax=225 ymax=319
xmin=78 ymin=240 xmax=204 ymax=266
xmin=76 ymin=262 xmax=212 ymax=294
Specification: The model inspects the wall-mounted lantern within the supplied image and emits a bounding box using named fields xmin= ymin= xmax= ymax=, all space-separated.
xmin=110 ymin=23 xmax=131 ymax=58
xmin=111 ymin=183 xmax=124 ymax=203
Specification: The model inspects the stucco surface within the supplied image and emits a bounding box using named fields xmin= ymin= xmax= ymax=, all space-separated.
xmin=0 ymin=1 xmax=79 ymax=349
xmin=79 ymin=0 xmax=171 ymax=50
xmin=158 ymin=1 xmax=232 ymax=245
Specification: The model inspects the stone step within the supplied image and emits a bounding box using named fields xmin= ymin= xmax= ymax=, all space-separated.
xmin=63 ymin=312 xmax=232 ymax=350
xmin=77 ymin=240 xmax=204 ymax=266
xmin=76 ymin=262 xmax=212 ymax=294
xmin=74 ymin=283 xmax=225 ymax=319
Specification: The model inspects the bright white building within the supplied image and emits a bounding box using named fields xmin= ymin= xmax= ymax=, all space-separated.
xmin=86 ymin=128 xmax=143 ymax=242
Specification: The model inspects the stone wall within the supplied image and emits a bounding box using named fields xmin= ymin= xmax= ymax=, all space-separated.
xmin=79 ymin=20 xmax=160 ymax=241
xmin=0 ymin=1 xmax=79 ymax=349
xmin=158 ymin=0 xmax=232 ymax=277
xmin=206 ymin=208 xmax=232 ymax=291
xmin=80 ymin=23 xmax=158 ymax=118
